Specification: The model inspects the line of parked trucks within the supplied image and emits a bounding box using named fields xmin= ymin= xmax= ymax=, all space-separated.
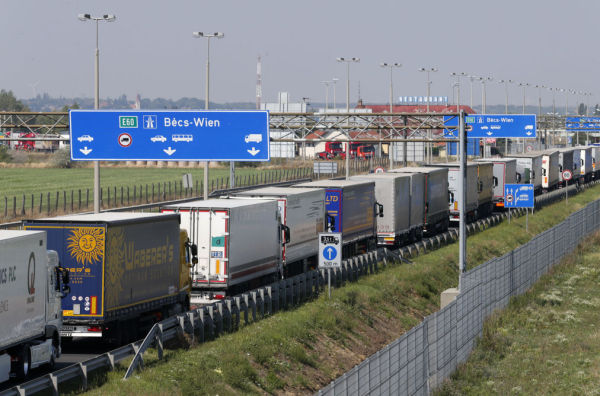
xmin=2 ymin=145 xmax=597 ymax=383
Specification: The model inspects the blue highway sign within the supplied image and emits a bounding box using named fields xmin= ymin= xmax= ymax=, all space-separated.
xmin=444 ymin=114 xmax=537 ymax=138
xmin=565 ymin=116 xmax=600 ymax=130
xmin=504 ymin=184 xmax=534 ymax=208
xmin=70 ymin=110 xmax=270 ymax=161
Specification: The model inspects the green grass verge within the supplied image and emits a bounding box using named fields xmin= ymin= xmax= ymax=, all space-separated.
xmin=434 ymin=231 xmax=600 ymax=395
xmin=72 ymin=185 xmax=600 ymax=395
xmin=0 ymin=166 xmax=307 ymax=216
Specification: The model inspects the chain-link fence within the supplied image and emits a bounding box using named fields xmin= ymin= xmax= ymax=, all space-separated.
xmin=318 ymin=199 xmax=600 ymax=395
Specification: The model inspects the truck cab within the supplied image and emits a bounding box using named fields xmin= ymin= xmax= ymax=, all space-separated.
xmin=316 ymin=142 xmax=344 ymax=159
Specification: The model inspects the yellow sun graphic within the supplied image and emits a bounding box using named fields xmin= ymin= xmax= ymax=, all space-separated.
xmin=67 ymin=227 xmax=105 ymax=267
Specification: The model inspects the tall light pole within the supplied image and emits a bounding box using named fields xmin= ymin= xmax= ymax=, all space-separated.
xmin=320 ymin=80 xmax=331 ymax=112
xmin=450 ymin=72 xmax=467 ymax=112
xmin=498 ymin=79 xmax=513 ymax=113
xmin=547 ymin=87 xmax=558 ymax=148
xmin=78 ymin=13 xmax=116 ymax=214
xmin=534 ymin=84 xmax=545 ymax=149
xmin=381 ymin=63 xmax=402 ymax=167
xmin=480 ymin=76 xmax=493 ymax=114
xmin=419 ymin=67 xmax=438 ymax=112
xmin=381 ymin=63 xmax=402 ymax=113
xmin=518 ymin=82 xmax=530 ymax=114
xmin=332 ymin=77 xmax=339 ymax=111
xmin=467 ymin=75 xmax=479 ymax=110
xmin=336 ymin=57 xmax=360 ymax=179
xmin=419 ymin=67 xmax=438 ymax=164
xmin=193 ymin=31 xmax=224 ymax=197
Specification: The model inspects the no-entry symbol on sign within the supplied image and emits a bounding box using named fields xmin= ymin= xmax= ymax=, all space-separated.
xmin=118 ymin=133 xmax=132 ymax=147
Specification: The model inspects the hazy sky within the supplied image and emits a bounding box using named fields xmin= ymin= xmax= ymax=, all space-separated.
xmin=1 ymin=0 xmax=598 ymax=108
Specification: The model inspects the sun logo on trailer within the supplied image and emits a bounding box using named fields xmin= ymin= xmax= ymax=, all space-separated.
xmin=67 ymin=227 xmax=105 ymax=266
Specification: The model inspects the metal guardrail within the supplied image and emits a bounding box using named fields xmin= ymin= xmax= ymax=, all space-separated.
xmin=0 ymin=180 xmax=593 ymax=395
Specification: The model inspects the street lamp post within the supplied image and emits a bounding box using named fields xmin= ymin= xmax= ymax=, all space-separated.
xmin=419 ymin=67 xmax=438 ymax=163
xmin=320 ymin=81 xmax=331 ymax=112
xmin=336 ymin=57 xmax=360 ymax=179
xmin=193 ymin=31 xmax=224 ymax=197
xmin=498 ymin=79 xmax=513 ymax=113
xmin=467 ymin=75 xmax=479 ymax=110
xmin=78 ymin=13 xmax=116 ymax=214
xmin=381 ymin=63 xmax=402 ymax=167
xmin=450 ymin=72 xmax=467 ymax=112
xmin=534 ymin=84 xmax=546 ymax=149
xmin=332 ymin=78 xmax=339 ymax=111
xmin=479 ymin=76 xmax=493 ymax=157
xmin=518 ymin=83 xmax=530 ymax=153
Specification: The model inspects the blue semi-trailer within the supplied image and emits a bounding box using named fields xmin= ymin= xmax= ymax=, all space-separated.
xmin=24 ymin=212 xmax=194 ymax=344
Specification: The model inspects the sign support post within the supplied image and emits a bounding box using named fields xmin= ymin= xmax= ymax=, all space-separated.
xmin=458 ymin=110 xmax=466 ymax=291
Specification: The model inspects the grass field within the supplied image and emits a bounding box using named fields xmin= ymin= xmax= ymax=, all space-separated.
xmin=0 ymin=165 xmax=310 ymax=218
xmin=62 ymin=183 xmax=600 ymax=394
xmin=434 ymin=231 xmax=600 ymax=395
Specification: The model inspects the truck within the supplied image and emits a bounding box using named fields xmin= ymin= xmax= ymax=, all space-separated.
xmin=161 ymin=199 xmax=284 ymax=304
xmin=351 ymin=173 xmax=420 ymax=246
xmin=429 ymin=163 xmax=480 ymax=223
xmin=293 ymin=179 xmax=381 ymax=256
xmin=557 ymin=148 xmax=575 ymax=186
xmin=388 ymin=167 xmax=449 ymax=235
xmin=341 ymin=143 xmax=375 ymax=160
xmin=0 ymin=230 xmax=69 ymax=383
xmin=505 ymin=153 xmax=543 ymax=193
xmin=229 ymin=187 xmax=326 ymax=276
xmin=579 ymin=146 xmax=593 ymax=182
xmin=316 ymin=142 xmax=344 ymax=159
xmin=24 ymin=212 xmax=194 ymax=344
xmin=476 ymin=162 xmax=495 ymax=217
xmin=541 ymin=149 xmax=560 ymax=191
xmin=475 ymin=159 xmax=517 ymax=208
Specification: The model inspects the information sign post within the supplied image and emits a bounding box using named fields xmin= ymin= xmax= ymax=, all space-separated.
xmin=319 ymin=232 xmax=342 ymax=299
xmin=504 ymin=183 xmax=535 ymax=232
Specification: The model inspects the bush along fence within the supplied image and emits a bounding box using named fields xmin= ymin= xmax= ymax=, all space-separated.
xmin=0 ymin=168 xmax=312 ymax=220
xmin=317 ymin=199 xmax=600 ymax=395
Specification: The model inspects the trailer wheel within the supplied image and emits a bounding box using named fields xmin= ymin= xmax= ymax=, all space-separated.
xmin=15 ymin=346 xmax=30 ymax=379
xmin=46 ymin=343 xmax=57 ymax=370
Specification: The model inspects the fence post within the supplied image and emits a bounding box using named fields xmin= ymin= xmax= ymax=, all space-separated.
xmin=31 ymin=194 xmax=34 ymax=214
xmin=47 ymin=192 xmax=51 ymax=216
xmin=107 ymin=188 xmax=110 ymax=209
xmin=21 ymin=195 xmax=25 ymax=215
xmin=114 ymin=187 xmax=117 ymax=207
xmin=86 ymin=189 xmax=89 ymax=209
xmin=121 ymin=186 xmax=124 ymax=206
xmin=78 ymin=190 xmax=82 ymax=210
xmin=145 ymin=184 xmax=149 ymax=203
xmin=12 ymin=196 xmax=16 ymax=218
xmin=71 ymin=190 xmax=74 ymax=212
xmin=55 ymin=191 xmax=59 ymax=213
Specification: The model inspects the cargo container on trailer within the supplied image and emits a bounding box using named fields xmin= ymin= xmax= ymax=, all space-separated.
xmin=229 ymin=187 xmax=325 ymax=276
xmin=541 ymin=149 xmax=560 ymax=191
xmin=388 ymin=167 xmax=449 ymax=234
xmin=426 ymin=163 xmax=480 ymax=223
xmin=558 ymin=148 xmax=575 ymax=186
xmin=161 ymin=199 xmax=283 ymax=304
xmin=505 ymin=153 xmax=543 ymax=192
xmin=292 ymin=179 xmax=380 ymax=255
xmin=0 ymin=231 xmax=69 ymax=383
xmin=24 ymin=213 xmax=192 ymax=343
xmin=351 ymin=173 xmax=419 ymax=246
xmin=475 ymin=159 xmax=517 ymax=208
xmin=579 ymin=146 xmax=593 ymax=182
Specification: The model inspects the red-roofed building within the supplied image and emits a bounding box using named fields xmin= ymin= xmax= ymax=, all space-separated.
xmin=356 ymin=100 xmax=476 ymax=115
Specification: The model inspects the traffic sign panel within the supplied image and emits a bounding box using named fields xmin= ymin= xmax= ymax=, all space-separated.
xmin=319 ymin=232 xmax=342 ymax=269
xmin=70 ymin=110 xmax=270 ymax=161
xmin=444 ymin=114 xmax=537 ymax=138
xmin=562 ymin=170 xmax=573 ymax=181
xmin=504 ymin=184 xmax=534 ymax=208
xmin=565 ymin=116 xmax=600 ymax=130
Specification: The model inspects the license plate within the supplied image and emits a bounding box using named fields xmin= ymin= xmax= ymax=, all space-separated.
xmin=62 ymin=326 xmax=76 ymax=331
xmin=60 ymin=332 xmax=72 ymax=337
xmin=210 ymin=251 xmax=223 ymax=258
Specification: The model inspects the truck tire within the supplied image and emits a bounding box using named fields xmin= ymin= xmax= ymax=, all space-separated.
xmin=15 ymin=346 xmax=30 ymax=379
xmin=46 ymin=343 xmax=58 ymax=370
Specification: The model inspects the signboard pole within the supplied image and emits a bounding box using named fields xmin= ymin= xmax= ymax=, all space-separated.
xmin=458 ymin=110 xmax=466 ymax=292
xmin=328 ymin=269 xmax=331 ymax=299
xmin=526 ymin=208 xmax=528 ymax=232
xmin=508 ymin=208 xmax=511 ymax=224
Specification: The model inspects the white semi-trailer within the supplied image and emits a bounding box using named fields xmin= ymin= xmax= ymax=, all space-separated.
xmin=0 ymin=230 xmax=69 ymax=383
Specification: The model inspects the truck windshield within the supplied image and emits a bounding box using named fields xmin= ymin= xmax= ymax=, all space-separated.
xmin=331 ymin=143 xmax=342 ymax=150
xmin=361 ymin=146 xmax=374 ymax=153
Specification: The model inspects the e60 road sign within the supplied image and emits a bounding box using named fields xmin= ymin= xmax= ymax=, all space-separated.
xmin=70 ymin=110 xmax=270 ymax=161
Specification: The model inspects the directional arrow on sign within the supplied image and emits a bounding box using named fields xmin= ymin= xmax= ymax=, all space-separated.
xmin=163 ymin=147 xmax=176 ymax=156
xmin=80 ymin=147 xmax=92 ymax=155
xmin=247 ymin=147 xmax=260 ymax=156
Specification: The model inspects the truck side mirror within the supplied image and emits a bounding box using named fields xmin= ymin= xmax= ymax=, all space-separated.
xmin=185 ymin=239 xmax=199 ymax=267
xmin=375 ymin=202 xmax=384 ymax=218
xmin=326 ymin=214 xmax=336 ymax=231
xmin=282 ymin=225 xmax=291 ymax=245
xmin=516 ymin=173 xmax=522 ymax=183
xmin=56 ymin=266 xmax=70 ymax=298
xmin=493 ymin=176 xmax=498 ymax=187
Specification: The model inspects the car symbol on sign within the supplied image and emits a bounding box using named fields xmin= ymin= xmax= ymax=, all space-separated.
xmin=245 ymin=134 xmax=262 ymax=144
xmin=150 ymin=135 xmax=167 ymax=143
xmin=78 ymin=135 xmax=94 ymax=142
